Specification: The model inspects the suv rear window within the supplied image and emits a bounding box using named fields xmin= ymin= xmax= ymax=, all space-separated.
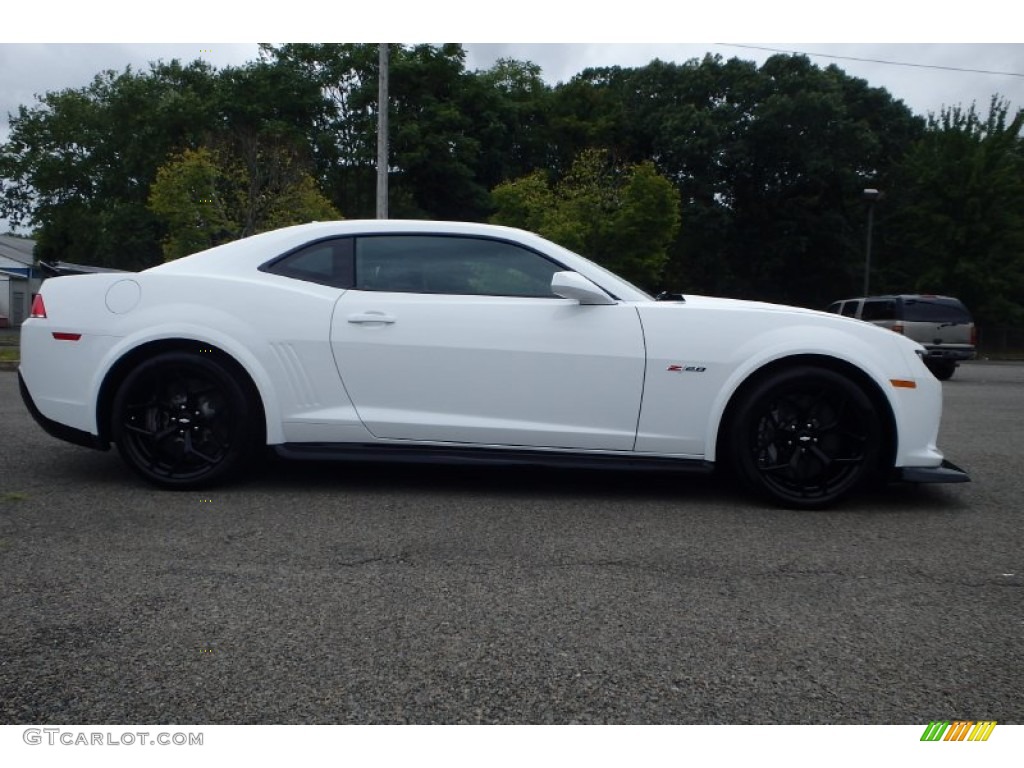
xmin=901 ymin=298 xmax=972 ymax=323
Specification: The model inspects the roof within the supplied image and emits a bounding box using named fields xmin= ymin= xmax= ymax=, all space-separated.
xmin=0 ymin=234 xmax=35 ymax=266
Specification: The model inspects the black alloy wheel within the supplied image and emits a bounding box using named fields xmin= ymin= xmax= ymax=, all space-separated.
xmin=728 ymin=366 xmax=883 ymax=508
xmin=112 ymin=351 xmax=257 ymax=488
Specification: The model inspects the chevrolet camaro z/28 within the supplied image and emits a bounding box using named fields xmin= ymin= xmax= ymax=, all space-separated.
xmin=19 ymin=220 xmax=969 ymax=508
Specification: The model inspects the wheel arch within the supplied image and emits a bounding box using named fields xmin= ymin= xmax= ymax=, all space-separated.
xmin=96 ymin=338 xmax=267 ymax=447
xmin=712 ymin=353 xmax=898 ymax=475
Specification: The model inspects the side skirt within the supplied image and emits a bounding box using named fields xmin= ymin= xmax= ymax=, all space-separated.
xmin=894 ymin=459 xmax=970 ymax=484
xmin=274 ymin=442 xmax=714 ymax=474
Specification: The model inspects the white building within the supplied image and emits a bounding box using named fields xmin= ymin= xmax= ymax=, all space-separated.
xmin=0 ymin=234 xmax=40 ymax=327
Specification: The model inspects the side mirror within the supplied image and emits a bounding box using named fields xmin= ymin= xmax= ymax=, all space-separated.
xmin=551 ymin=271 xmax=616 ymax=305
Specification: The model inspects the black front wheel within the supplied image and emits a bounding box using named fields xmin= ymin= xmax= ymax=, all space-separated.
xmin=727 ymin=366 xmax=883 ymax=509
xmin=111 ymin=351 xmax=258 ymax=488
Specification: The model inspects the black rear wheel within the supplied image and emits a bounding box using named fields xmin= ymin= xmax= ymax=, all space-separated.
xmin=727 ymin=366 xmax=883 ymax=509
xmin=112 ymin=351 xmax=257 ymax=488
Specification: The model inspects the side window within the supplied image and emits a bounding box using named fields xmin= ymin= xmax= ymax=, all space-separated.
xmin=840 ymin=301 xmax=859 ymax=318
xmin=825 ymin=302 xmax=841 ymax=314
xmin=261 ymin=238 xmax=354 ymax=289
xmin=354 ymin=235 xmax=563 ymax=297
xmin=861 ymin=299 xmax=896 ymax=321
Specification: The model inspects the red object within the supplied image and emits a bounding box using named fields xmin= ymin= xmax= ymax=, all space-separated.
xmin=30 ymin=295 xmax=47 ymax=318
xmin=52 ymin=332 xmax=81 ymax=341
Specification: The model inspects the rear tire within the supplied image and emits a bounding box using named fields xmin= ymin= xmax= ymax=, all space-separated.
xmin=111 ymin=351 xmax=258 ymax=488
xmin=727 ymin=366 xmax=882 ymax=509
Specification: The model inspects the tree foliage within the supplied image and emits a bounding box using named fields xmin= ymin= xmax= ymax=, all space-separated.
xmin=0 ymin=60 xmax=221 ymax=268
xmin=0 ymin=58 xmax=332 ymax=269
xmin=148 ymin=144 xmax=339 ymax=261
xmin=543 ymin=54 xmax=925 ymax=304
xmin=884 ymin=98 xmax=1024 ymax=327
xmin=492 ymin=149 xmax=680 ymax=287
xmin=2 ymin=45 xmax=1022 ymax=331
xmin=259 ymin=44 xmax=554 ymax=221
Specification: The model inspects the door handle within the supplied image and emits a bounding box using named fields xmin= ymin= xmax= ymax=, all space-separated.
xmin=347 ymin=312 xmax=396 ymax=325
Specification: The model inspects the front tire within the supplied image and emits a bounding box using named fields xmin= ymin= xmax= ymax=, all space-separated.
xmin=727 ymin=366 xmax=882 ymax=509
xmin=111 ymin=351 xmax=257 ymax=488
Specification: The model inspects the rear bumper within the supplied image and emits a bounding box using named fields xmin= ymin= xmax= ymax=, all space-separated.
xmin=921 ymin=347 xmax=975 ymax=362
xmin=18 ymin=370 xmax=108 ymax=451
xmin=896 ymin=459 xmax=970 ymax=484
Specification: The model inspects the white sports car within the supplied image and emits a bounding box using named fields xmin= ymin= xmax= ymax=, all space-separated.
xmin=19 ymin=220 xmax=968 ymax=507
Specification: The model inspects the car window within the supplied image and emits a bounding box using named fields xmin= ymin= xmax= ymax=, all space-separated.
xmin=260 ymin=238 xmax=354 ymax=289
xmin=861 ymin=299 xmax=896 ymax=321
xmin=825 ymin=302 xmax=841 ymax=314
xmin=840 ymin=302 xmax=859 ymax=317
xmin=354 ymin=235 xmax=563 ymax=297
xmin=902 ymin=298 xmax=972 ymax=324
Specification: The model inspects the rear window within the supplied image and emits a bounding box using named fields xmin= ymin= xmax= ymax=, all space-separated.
xmin=902 ymin=298 xmax=972 ymax=324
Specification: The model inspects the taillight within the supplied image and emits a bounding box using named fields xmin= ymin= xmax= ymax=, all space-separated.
xmin=891 ymin=324 xmax=904 ymax=334
xmin=29 ymin=294 xmax=47 ymax=318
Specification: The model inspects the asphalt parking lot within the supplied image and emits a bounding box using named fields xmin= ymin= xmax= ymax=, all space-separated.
xmin=1 ymin=362 xmax=1021 ymax=724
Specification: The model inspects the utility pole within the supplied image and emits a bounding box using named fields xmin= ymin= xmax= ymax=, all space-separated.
xmin=862 ymin=188 xmax=881 ymax=296
xmin=376 ymin=44 xmax=389 ymax=219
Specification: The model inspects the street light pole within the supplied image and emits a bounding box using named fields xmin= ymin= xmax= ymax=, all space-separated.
xmin=376 ymin=44 xmax=389 ymax=219
xmin=862 ymin=188 xmax=880 ymax=296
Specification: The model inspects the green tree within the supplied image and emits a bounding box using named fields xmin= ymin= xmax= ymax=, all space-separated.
xmin=491 ymin=149 xmax=680 ymax=288
xmin=469 ymin=58 xmax=553 ymax=190
xmin=884 ymin=98 xmax=1024 ymax=328
xmin=258 ymin=43 xmax=380 ymax=217
xmin=0 ymin=57 xmax=332 ymax=270
xmin=261 ymin=43 xmax=553 ymax=221
xmin=147 ymin=147 xmax=233 ymax=260
xmin=0 ymin=60 xmax=221 ymax=268
xmin=544 ymin=54 xmax=925 ymax=305
xmin=148 ymin=145 xmax=339 ymax=261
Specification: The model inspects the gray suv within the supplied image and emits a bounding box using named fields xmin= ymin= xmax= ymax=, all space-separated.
xmin=826 ymin=294 xmax=976 ymax=380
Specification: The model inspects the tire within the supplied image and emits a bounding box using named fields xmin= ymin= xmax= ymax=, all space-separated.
xmin=926 ymin=360 xmax=956 ymax=381
xmin=111 ymin=351 xmax=258 ymax=489
xmin=727 ymin=366 xmax=883 ymax=509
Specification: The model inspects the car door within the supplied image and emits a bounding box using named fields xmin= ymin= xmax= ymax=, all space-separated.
xmin=330 ymin=234 xmax=646 ymax=451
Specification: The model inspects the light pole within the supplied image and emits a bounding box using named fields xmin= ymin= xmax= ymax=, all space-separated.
xmin=862 ymin=188 xmax=881 ymax=296
xmin=376 ymin=44 xmax=389 ymax=219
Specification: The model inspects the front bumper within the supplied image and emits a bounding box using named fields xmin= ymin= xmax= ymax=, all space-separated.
xmin=896 ymin=459 xmax=970 ymax=484
xmin=19 ymin=370 xmax=108 ymax=451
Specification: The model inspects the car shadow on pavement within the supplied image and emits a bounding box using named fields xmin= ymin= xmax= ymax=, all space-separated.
xmin=16 ymin=439 xmax=970 ymax=516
